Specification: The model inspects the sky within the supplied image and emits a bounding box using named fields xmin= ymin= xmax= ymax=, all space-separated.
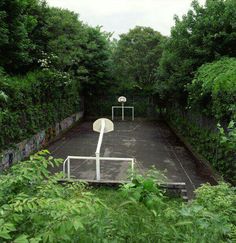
xmin=47 ymin=0 xmax=206 ymax=38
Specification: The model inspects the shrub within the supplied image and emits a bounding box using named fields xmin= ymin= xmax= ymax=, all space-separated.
xmin=0 ymin=152 xmax=235 ymax=242
xmin=0 ymin=151 xmax=101 ymax=242
xmin=0 ymin=70 xmax=80 ymax=151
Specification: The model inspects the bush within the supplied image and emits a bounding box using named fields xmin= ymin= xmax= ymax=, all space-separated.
xmin=0 ymin=70 xmax=80 ymax=151
xmin=0 ymin=151 xmax=102 ymax=242
xmin=166 ymin=58 xmax=236 ymax=183
xmin=0 ymin=152 xmax=235 ymax=242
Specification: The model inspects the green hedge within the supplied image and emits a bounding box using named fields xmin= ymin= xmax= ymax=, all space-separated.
xmin=0 ymin=151 xmax=235 ymax=242
xmin=164 ymin=58 xmax=236 ymax=184
xmin=166 ymin=109 xmax=236 ymax=185
xmin=0 ymin=70 xmax=80 ymax=151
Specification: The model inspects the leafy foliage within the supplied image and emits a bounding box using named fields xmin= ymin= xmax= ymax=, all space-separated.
xmin=157 ymin=0 xmax=236 ymax=104
xmin=218 ymin=122 xmax=236 ymax=182
xmin=0 ymin=0 xmax=43 ymax=73
xmin=112 ymin=26 xmax=164 ymax=94
xmin=81 ymin=26 xmax=112 ymax=97
xmin=0 ymin=1 xmax=112 ymax=151
xmin=121 ymin=167 xmax=166 ymax=209
xmin=156 ymin=0 xmax=236 ymax=183
xmin=0 ymin=151 xmax=102 ymax=242
xmin=0 ymin=69 xmax=80 ymax=150
xmin=187 ymin=57 xmax=236 ymax=121
xmin=166 ymin=109 xmax=236 ymax=184
xmin=0 ymin=154 xmax=235 ymax=242
xmin=40 ymin=7 xmax=87 ymax=73
xmin=0 ymin=3 xmax=236 ymax=236
xmin=165 ymin=58 xmax=236 ymax=183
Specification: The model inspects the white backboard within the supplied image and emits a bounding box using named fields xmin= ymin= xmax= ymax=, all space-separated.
xmin=93 ymin=118 xmax=114 ymax=133
xmin=118 ymin=96 xmax=127 ymax=103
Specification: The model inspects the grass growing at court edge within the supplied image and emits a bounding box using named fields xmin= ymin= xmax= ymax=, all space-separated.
xmin=0 ymin=151 xmax=235 ymax=242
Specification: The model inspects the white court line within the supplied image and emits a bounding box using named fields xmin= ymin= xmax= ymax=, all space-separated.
xmin=157 ymin=126 xmax=196 ymax=190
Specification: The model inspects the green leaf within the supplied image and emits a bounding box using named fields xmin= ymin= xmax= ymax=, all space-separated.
xmin=119 ymin=199 xmax=137 ymax=208
xmin=175 ymin=221 xmax=193 ymax=226
xmin=151 ymin=209 xmax=157 ymax=217
xmin=0 ymin=230 xmax=12 ymax=240
xmin=228 ymin=121 xmax=235 ymax=129
xmin=14 ymin=234 xmax=29 ymax=243
xmin=143 ymin=179 xmax=154 ymax=191
xmin=72 ymin=218 xmax=84 ymax=231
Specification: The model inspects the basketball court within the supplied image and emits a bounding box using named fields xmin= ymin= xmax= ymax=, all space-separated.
xmin=48 ymin=120 xmax=216 ymax=198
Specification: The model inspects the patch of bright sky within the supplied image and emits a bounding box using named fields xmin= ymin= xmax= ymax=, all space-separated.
xmin=47 ymin=0 xmax=206 ymax=38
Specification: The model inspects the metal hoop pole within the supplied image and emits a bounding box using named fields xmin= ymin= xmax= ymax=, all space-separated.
xmin=112 ymin=107 xmax=114 ymax=120
xmin=122 ymin=103 xmax=124 ymax=121
xmin=95 ymin=119 xmax=105 ymax=180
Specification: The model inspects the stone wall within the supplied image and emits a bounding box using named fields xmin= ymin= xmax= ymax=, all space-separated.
xmin=0 ymin=111 xmax=84 ymax=170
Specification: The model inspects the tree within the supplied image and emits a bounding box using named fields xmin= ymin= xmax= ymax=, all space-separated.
xmin=34 ymin=8 xmax=112 ymax=97
xmin=112 ymin=26 xmax=164 ymax=94
xmin=0 ymin=0 xmax=42 ymax=73
xmin=81 ymin=26 xmax=112 ymax=96
xmin=39 ymin=7 xmax=87 ymax=74
xmin=187 ymin=57 xmax=236 ymax=121
xmin=157 ymin=0 xmax=236 ymax=105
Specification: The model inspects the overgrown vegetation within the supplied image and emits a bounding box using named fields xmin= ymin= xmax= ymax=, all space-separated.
xmin=166 ymin=110 xmax=236 ymax=184
xmin=0 ymin=0 xmax=236 ymax=240
xmin=0 ymin=152 xmax=235 ymax=242
xmin=156 ymin=0 xmax=236 ymax=104
xmin=187 ymin=58 xmax=236 ymax=121
xmin=1 ymin=1 xmax=235 ymax=182
xmin=112 ymin=26 xmax=164 ymax=94
xmin=105 ymin=0 xmax=236 ymax=182
xmin=165 ymin=57 xmax=236 ymax=183
xmin=152 ymin=0 xmax=236 ymax=182
xmin=0 ymin=69 xmax=80 ymax=149
xmin=0 ymin=0 xmax=111 ymax=151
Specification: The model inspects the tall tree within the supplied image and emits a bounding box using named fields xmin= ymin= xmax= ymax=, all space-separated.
xmin=0 ymin=0 xmax=42 ymax=73
xmin=81 ymin=26 xmax=112 ymax=96
xmin=112 ymin=26 xmax=164 ymax=94
xmin=37 ymin=7 xmax=87 ymax=73
xmin=157 ymin=0 xmax=236 ymax=105
xmin=34 ymin=8 xmax=112 ymax=96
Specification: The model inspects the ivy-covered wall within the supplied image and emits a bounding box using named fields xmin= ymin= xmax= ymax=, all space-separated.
xmin=163 ymin=58 xmax=236 ymax=185
xmin=165 ymin=107 xmax=236 ymax=185
xmin=0 ymin=112 xmax=83 ymax=170
xmin=0 ymin=70 xmax=81 ymax=152
xmin=0 ymin=0 xmax=112 ymax=153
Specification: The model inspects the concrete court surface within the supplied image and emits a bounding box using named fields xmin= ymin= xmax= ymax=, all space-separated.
xmin=48 ymin=120 xmax=216 ymax=198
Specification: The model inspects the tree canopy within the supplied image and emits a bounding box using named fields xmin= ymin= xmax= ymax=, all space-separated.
xmin=187 ymin=57 xmax=236 ymax=121
xmin=0 ymin=0 xmax=112 ymax=149
xmin=156 ymin=0 xmax=236 ymax=104
xmin=112 ymin=26 xmax=164 ymax=94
